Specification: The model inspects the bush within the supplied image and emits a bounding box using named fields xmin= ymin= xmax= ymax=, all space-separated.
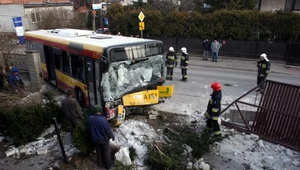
xmin=144 ymin=126 xmax=221 ymax=170
xmin=106 ymin=5 xmax=300 ymax=42
xmin=0 ymin=91 xmax=63 ymax=146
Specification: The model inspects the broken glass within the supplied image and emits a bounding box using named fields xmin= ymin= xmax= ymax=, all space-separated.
xmin=101 ymin=55 xmax=164 ymax=101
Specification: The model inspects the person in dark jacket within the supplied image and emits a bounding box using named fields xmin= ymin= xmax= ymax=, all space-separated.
xmin=203 ymin=39 xmax=211 ymax=60
xmin=180 ymin=47 xmax=189 ymax=82
xmin=165 ymin=46 xmax=177 ymax=81
xmin=61 ymin=89 xmax=83 ymax=137
xmin=204 ymin=82 xmax=222 ymax=136
xmin=8 ymin=67 xmax=24 ymax=91
xmin=87 ymin=105 xmax=115 ymax=170
xmin=256 ymin=53 xmax=270 ymax=93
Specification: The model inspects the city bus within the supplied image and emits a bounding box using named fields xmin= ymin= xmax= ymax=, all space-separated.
xmin=24 ymin=29 xmax=174 ymax=125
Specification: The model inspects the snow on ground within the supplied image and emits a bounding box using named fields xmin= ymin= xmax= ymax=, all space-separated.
xmin=111 ymin=120 xmax=160 ymax=168
xmin=205 ymin=131 xmax=300 ymax=170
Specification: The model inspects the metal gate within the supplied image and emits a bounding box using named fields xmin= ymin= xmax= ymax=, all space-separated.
xmin=221 ymin=80 xmax=300 ymax=151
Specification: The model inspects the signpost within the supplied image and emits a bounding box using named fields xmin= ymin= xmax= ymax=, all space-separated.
xmin=138 ymin=11 xmax=145 ymax=38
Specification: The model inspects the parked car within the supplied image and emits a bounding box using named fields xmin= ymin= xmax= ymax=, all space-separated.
xmin=96 ymin=28 xmax=111 ymax=35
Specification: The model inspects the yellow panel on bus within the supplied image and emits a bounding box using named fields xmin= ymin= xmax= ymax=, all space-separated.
xmin=157 ymin=85 xmax=174 ymax=98
xmin=122 ymin=90 xmax=159 ymax=106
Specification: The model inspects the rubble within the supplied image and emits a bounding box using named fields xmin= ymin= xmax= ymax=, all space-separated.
xmin=5 ymin=147 xmax=18 ymax=157
xmin=200 ymin=161 xmax=210 ymax=170
xmin=148 ymin=114 xmax=157 ymax=120
xmin=37 ymin=148 xmax=48 ymax=155
xmin=250 ymin=134 xmax=259 ymax=140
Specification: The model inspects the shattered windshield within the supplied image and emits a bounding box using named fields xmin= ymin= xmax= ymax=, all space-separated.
xmin=101 ymin=54 xmax=164 ymax=101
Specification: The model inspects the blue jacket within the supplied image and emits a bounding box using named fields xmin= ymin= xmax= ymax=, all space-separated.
xmin=87 ymin=114 xmax=115 ymax=144
xmin=8 ymin=73 xmax=24 ymax=88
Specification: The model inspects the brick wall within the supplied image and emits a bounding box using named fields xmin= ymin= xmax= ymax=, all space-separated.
xmin=0 ymin=0 xmax=70 ymax=4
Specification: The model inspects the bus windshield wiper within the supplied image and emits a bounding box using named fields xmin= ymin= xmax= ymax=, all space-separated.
xmin=131 ymin=57 xmax=149 ymax=65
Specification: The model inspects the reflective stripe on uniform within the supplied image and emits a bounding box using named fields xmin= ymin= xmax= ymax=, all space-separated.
xmin=168 ymin=56 xmax=175 ymax=60
xmin=180 ymin=66 xmax=188 ymax=69
xmin=212 ymin=116 xmax=219 ymax=120
xmin=266 ymin=70 xmax=270 ymax=73
xmin=209 ymin=98 xmax=213 ymax=104
xmin=167 ymin=65 xmax=174 ymax=68
xmin=181 ymin=57 xmax=185 ymax=60
xmin=212 ymin=108 xmax=219 ymax=113
xmin=204 ymin=112 xmax=211 ymax=118
xmin=262 ymin=64 xmax=267 ymax=68
xmin=214 ymin=131 xmax=221 ymax=135
xmin=185 ymin=61 xmax=189 ymax=63
xmin=260 ymin=74 xmax=265 ymax=77
xmin=184 ymin=75 xmax=187 ymax=78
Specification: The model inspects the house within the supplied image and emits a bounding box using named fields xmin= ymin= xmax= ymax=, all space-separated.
xmin=0 ymin=0 xmax=74 ymax=32
xmin=257 ymin=0 xmax=300 ymax=12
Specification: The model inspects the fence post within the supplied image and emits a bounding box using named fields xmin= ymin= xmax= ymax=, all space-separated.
xmin=254 ymin=41 xmax=259 ymax=59
xmin=285 ymin=42 xmax=291 ymax=65
xmin=53 ymin=117 xmax=68 ymax=164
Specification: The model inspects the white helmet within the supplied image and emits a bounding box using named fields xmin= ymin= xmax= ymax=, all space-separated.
xmin=260 ymin=53 xmax=269 ymax=62
xmin=181 ymin=47 xmax=187 ymax=54
xmin=169 ymin=46 xmax=174 ymax=52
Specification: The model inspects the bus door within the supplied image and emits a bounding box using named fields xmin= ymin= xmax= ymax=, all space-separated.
xmin=44 ymin=45 xmax=56 ymax=84
xmin=85 ymin=58 xmax=97 ymax=106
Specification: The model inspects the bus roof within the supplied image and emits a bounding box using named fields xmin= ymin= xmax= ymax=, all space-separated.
xmin=24 ymin=29 xmax=161 ymax=53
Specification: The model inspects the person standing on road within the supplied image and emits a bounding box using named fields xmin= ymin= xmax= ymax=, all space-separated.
xmin=61 ymin=89 xmax=84 ymax=137
xmin=204 ymin=82 xmax=222 ymax=137
xmin=87 ymin=105 xmax=115 ymax=170
xmin=256 ymin=53 xmax=270 ymax=93
xmin=211 ymin=39 xmax=221 ymax=63
xmin=166 ymin=46 xmax=177 ymax=81
xmin=180 ymin=47 xmax=189 ymax=82
xmin=203 ymin=39 xmax=211 ymax=60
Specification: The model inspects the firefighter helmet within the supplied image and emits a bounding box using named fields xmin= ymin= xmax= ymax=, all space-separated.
xmin=211 ymin=82 xmax=221 ymax=91
xmin=260 ymin=53 xmax=269 ymax=61
xmin=169 ymin=46 xmax=174 ymax=52
xmin=181 ymin=47 xmax=187 ymax=53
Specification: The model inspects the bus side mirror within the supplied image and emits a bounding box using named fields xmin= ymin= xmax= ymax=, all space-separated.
xmin=100 ymin=58 xmax=110 ymax=73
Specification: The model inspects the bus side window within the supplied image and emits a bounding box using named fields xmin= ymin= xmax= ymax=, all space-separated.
xmin=70 ymin=54 xmax=85 ymax=82
xmin=62 ymin=51 xmax=71 ymax=74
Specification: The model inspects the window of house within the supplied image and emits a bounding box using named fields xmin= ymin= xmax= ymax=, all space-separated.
xmin=295 ymin=0 xmax=300 ymax=10
xmin=70 ymin=54 xmax=85 ymax=82
xmin=31 ymin=12 xmax=41 ymax=22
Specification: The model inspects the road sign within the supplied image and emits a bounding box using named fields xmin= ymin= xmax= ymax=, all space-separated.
xmin=92 ymin=4 xmax=102 ymax=10
xmin=139 ymin=22 xmax=145 ymax=31
xmin=138 ymin=11 xmax=145 ymax=22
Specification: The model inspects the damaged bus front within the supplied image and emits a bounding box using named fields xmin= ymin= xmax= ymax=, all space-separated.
xmin=101 ymin=42 xmax=174 ymax=125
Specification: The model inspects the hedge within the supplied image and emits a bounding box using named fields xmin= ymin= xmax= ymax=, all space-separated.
xmin=106 ymin=4 xmax=300 ymax=42
xmin=0 ymin=91 xmax=63 ymax=146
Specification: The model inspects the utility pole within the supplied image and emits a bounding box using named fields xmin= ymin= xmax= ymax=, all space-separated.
xmin=92 ymin=0 xmax=96 ymax=31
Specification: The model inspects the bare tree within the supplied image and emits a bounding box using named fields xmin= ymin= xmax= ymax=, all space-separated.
xmin=36 ymin=8 xmax=87 ymax=29
xmin=0 ymin=25 xmax=20 ymax=88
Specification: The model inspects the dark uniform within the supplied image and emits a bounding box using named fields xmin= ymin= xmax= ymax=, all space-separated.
xmin=165 ymin=51 xmax=177 ymax=80
xmin=257 ymin=60 xmax=270 ymax=91
xmin=180 ymin=52 xmax=189 ymax=81
xmin=61 ymin=93 xmax=84 ymax=137
xmin=205 ymin=90 xmax=222 ymax=136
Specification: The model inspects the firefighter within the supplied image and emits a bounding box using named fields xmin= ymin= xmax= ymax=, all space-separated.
xmin=180 ymin=47 xmax=189 ymax=82
xmin=204 ymin=82 xmax=222 ymax=136
xmin=256 ymin=53 xmax=270 ymax=93
xmin=165 ymin=46 xmax=177 ymax=80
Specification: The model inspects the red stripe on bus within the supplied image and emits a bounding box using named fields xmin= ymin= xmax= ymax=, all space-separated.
xmin=56 ymin=78 xmax=89 ymax=106
xmin=26 ymin=36 xmax=95 ymax=57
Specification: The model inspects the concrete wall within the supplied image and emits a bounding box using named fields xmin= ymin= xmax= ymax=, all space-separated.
xmin=260 ymin=0 xmax=286 ymax=11
xmin=0 ymin=4 xmax=25 ymax=32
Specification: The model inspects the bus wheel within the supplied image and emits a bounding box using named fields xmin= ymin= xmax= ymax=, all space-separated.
xmin=75 ymin=88 xmax=85 ymax=108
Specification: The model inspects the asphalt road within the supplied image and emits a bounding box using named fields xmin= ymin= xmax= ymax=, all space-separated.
xmin=156 ymin=66 xmax=300 ymax=114
xmin=165 ymin=66 xmax=300 ymax=97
